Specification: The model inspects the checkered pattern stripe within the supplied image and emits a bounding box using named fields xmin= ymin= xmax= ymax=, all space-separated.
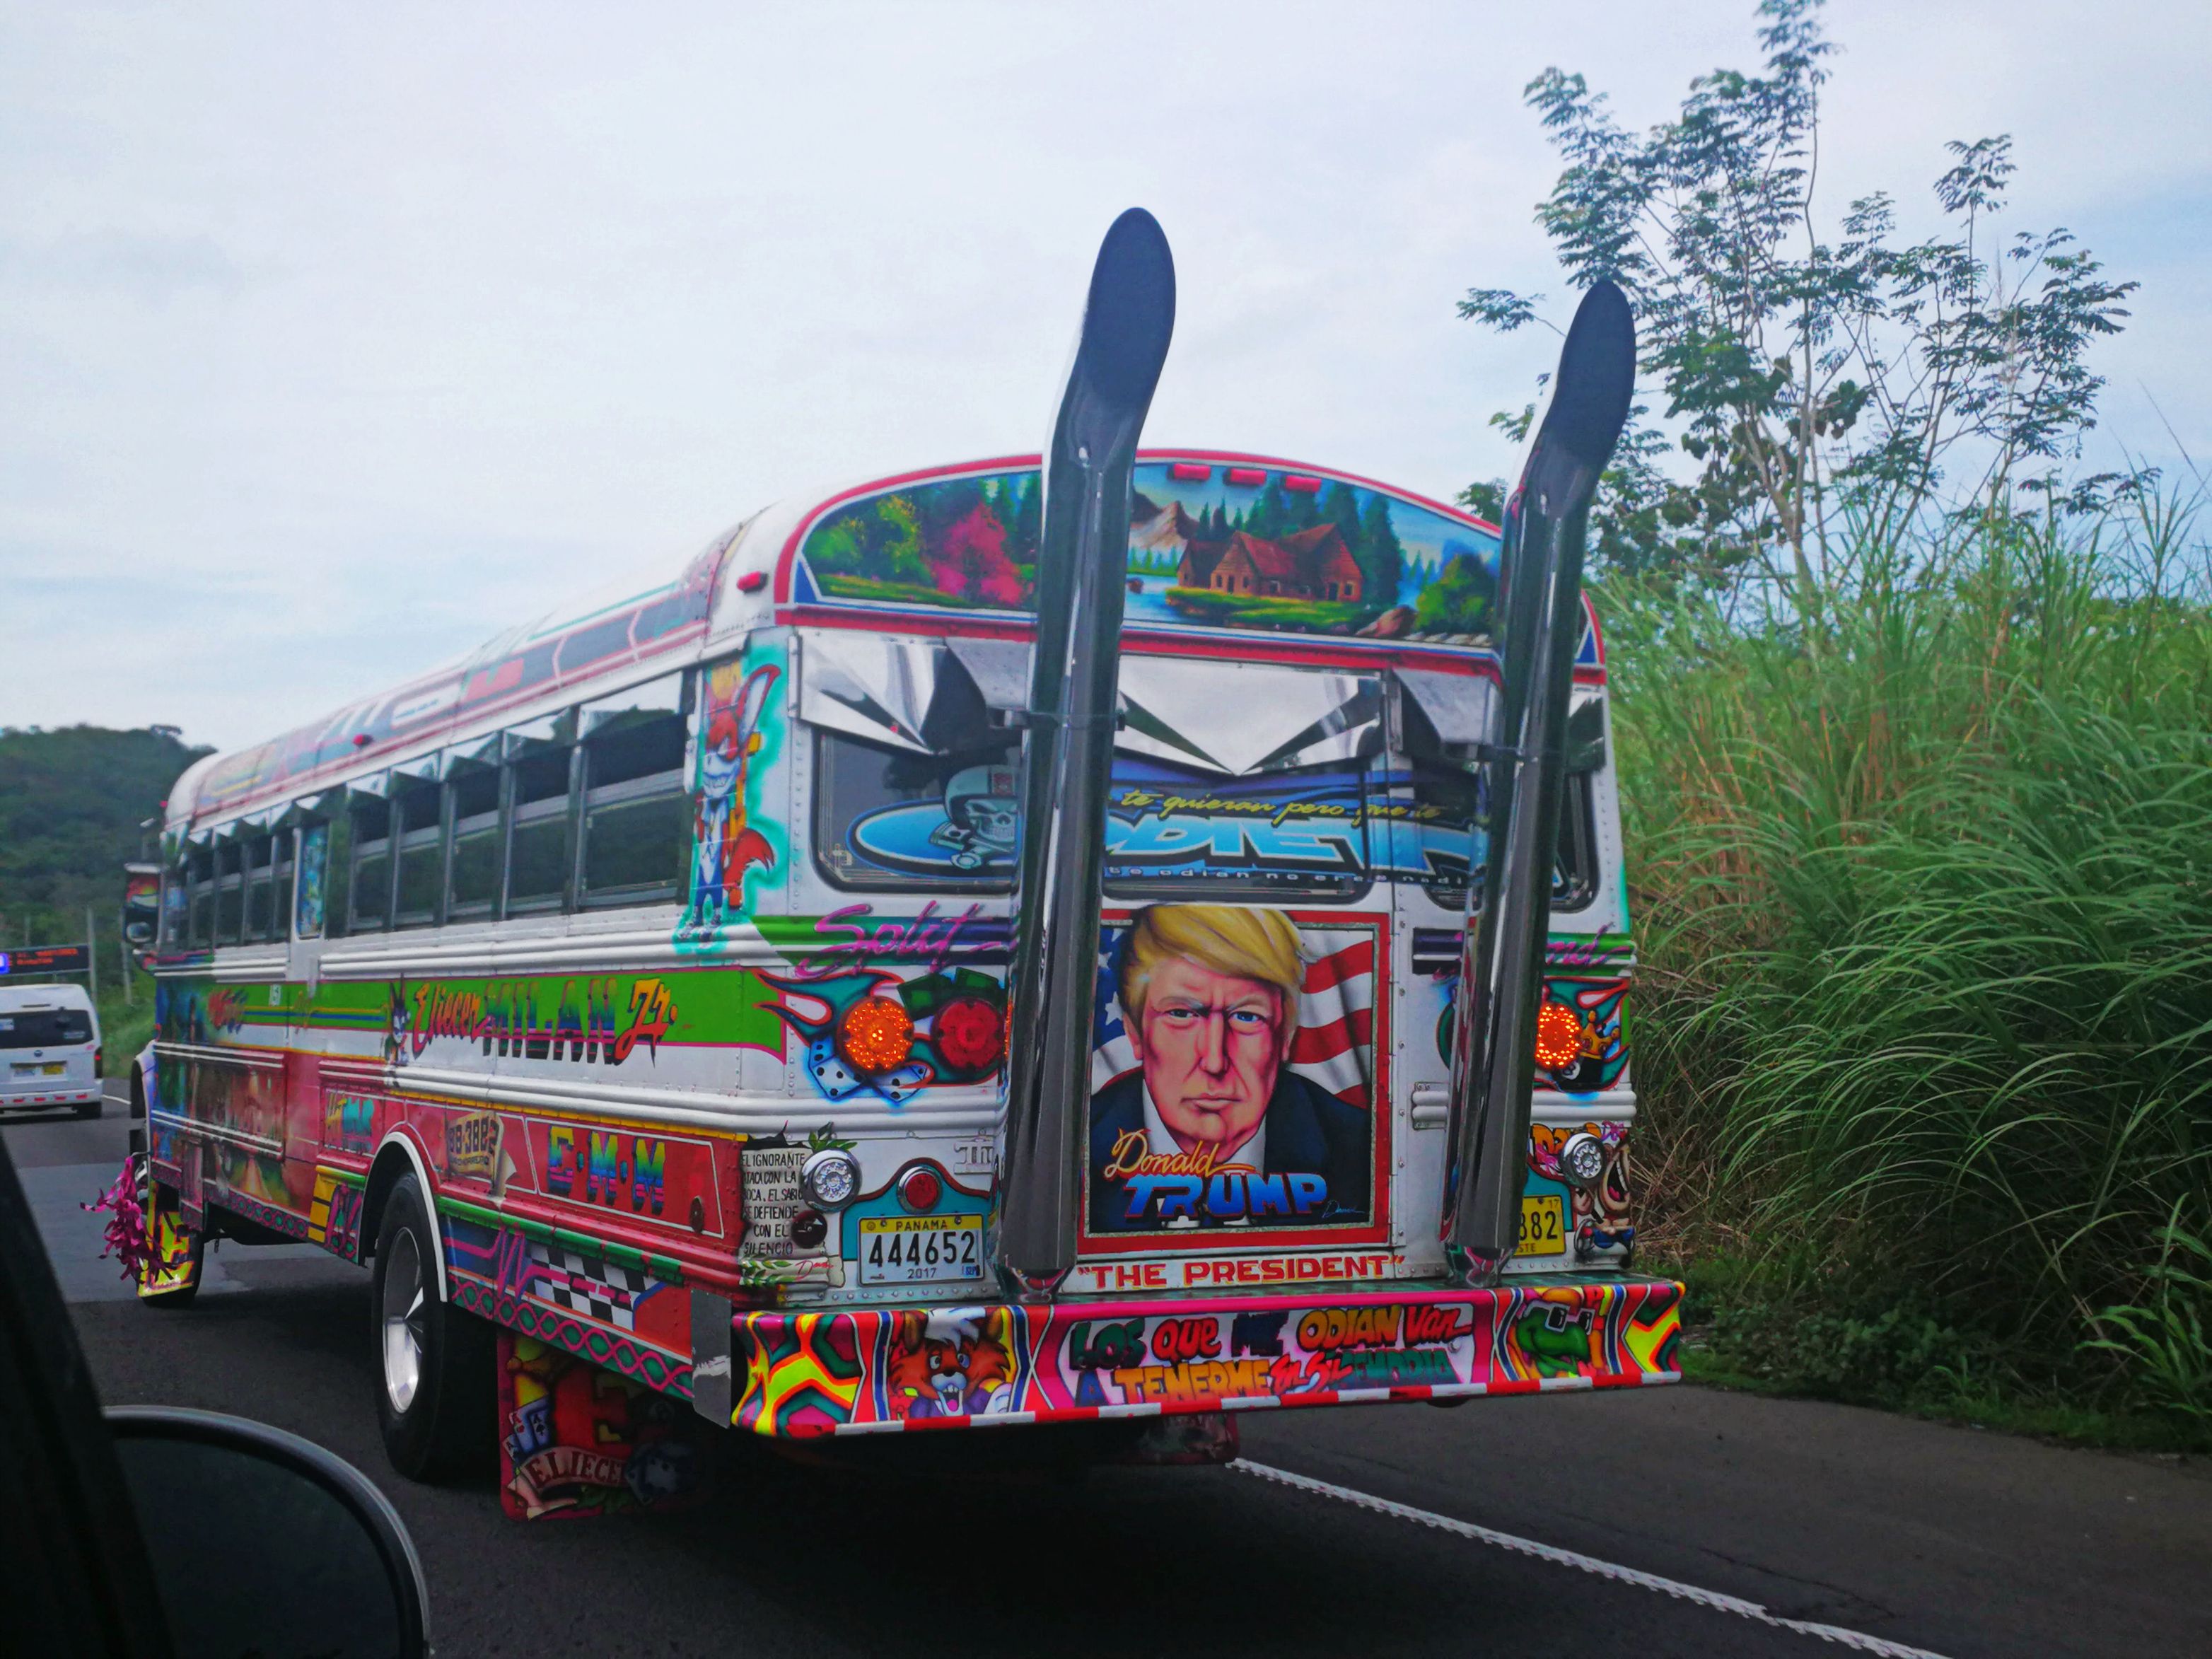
xmin=525 ymin=1240 xmax=646 ymax=1331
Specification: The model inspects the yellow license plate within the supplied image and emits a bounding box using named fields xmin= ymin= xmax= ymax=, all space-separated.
xmin=1517 ymin=1194 xmax=1566 ymax=1256
xmin=858 ymin=1215 xmax=984 ymax=1285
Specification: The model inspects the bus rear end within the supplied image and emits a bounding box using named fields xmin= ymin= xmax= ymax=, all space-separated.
xmin=718 ymin=450 xmax=1678 ymax=1438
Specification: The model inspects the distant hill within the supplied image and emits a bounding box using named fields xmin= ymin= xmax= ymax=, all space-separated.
xmin=0 ymin=726 xmax=209 ymax=945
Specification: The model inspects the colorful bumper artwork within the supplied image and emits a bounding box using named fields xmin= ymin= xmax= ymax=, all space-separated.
xmin=728 ymin=1279 xmax=1680 ymax=1437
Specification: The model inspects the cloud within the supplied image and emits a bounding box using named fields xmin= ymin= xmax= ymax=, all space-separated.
xmin=1 ymin=0 xmax=2206 ymax=751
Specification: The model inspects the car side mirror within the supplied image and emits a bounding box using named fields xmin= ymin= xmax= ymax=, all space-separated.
xmin=106 ymin=1407 xmax=431 ymax=1659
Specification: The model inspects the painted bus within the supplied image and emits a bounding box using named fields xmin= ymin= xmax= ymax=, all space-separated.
xmin=129 ymin=231 xmax=1677 ymax=1507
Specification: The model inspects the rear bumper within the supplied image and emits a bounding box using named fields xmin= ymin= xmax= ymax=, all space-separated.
xmin=732 ymin=1274 xmax=1682 ymax=1438
xmin=0 ymin=1086 xmax=101 ymax=1110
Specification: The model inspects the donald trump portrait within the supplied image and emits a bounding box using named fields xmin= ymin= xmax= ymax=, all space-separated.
xmin=1088 ymin=904 xmax=1370 ymax=1231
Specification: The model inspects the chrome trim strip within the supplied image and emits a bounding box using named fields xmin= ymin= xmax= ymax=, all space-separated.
xmin=147 ymin=1110 xmax=286 ymax=1156
xmin=153 ymin=1040 xmax=286 ymax=1073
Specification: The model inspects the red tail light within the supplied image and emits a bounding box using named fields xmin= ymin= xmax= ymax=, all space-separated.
xmin=1533 ymin=1001 xmax=1583 ymax=1071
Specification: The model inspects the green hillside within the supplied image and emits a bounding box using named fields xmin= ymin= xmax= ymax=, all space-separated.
xmin=0 ymin=725 xmax=209 ymax=950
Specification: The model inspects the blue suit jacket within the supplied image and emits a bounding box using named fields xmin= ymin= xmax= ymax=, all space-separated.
xmin=1087 ymin=1069 xmax=1371 ymax=1232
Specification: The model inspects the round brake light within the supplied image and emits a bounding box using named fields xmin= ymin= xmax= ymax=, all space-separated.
xmin=933 ymin=994 xmax=1006 ymax=1073
xmin=897 ymin=1165 xmax=943 ymax=1213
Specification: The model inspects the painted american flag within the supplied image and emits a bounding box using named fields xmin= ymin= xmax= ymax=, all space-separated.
xmin=1089 ymin=919 xmax=1376 ymax=1108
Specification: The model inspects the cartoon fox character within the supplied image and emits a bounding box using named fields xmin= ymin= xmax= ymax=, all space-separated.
xmin=683 ymin=661 xmax=780 ymax=933
xmin=885 ymin=1307 xmax=1017 ymax=1419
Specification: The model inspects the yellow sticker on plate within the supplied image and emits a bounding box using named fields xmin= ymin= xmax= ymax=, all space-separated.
xmin=1517 ymin=1194 xmax=1566 ymax=1256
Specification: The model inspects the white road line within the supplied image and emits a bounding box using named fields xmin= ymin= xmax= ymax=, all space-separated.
xmin=1232 ymin=1460 xmax=1954 ymax=1659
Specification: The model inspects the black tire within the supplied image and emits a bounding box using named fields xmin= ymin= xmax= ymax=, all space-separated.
xmin=74 ymin=1095 xmax=102 ymax=1119
xmin=371 ymin=1172 xmax=494 ymax=1482
xmin=138 ymin=1166 xmax=201 ymax=1310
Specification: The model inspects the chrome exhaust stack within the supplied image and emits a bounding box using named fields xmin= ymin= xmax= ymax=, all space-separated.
xmin=1443 ymin=281 xmax=1635 ymax=1285
xmin=994 ymin=210 xmax=1176 ymax=1299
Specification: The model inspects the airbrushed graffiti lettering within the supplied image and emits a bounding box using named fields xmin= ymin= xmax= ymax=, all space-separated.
xmin=793 ymin=902 xmax=1011 ymax=982
xmin=398 ymin=977 xmax=678 ymax=1064
xmin=1051 ymin=1299 xmax=1482 ymax=1409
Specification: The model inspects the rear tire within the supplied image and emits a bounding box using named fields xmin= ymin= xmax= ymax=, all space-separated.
xmin=371 ymin=1172 xmax=493 ymax=1482
xmin=75 ymin=1096 xmax=101 ymax=1120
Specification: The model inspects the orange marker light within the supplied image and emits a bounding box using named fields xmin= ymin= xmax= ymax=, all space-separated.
xmin=838 ymin=996 xmax=915 ymax=1073
xmin=1533 ymin=1001 xmax=1583 ymax=1071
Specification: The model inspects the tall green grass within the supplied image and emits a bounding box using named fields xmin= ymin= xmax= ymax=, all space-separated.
xmin=1602 ymin=504 xmax=2212 ymax=1426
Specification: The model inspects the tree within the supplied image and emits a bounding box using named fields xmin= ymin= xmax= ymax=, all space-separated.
xmin=0 ymin=726 xmax=210 ymax=945
xmin=1414 ymin=552 xmax=1496 ymax=636
xmin=1356 ymin=490 xmax=1405 ymax=610
xmin=1322 ymin=482 xmax=1363 ymax=549
xmin=1246 ymin=479 xmax=1288 ymax=540
xmin=1460 ymin=0 xmax=2139 ymax=603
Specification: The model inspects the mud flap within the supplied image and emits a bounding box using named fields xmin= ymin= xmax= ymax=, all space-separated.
xmin=140 ymin=1170 xmax=202 ymax=1299
xmin=496 ymin=1329 xmax=710 ymax=1521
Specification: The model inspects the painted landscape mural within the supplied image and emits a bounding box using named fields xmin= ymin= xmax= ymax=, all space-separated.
xmin=796 ymin=460 xmax=1503 ymax=643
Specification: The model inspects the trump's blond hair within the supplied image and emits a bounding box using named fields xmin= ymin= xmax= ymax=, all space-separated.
xmin=1117 ymin=904 xmax=1305 ymax=1025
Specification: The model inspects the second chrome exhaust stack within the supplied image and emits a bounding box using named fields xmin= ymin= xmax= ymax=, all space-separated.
xmin=1442 ymin=280 xmax=1635 ymax=1285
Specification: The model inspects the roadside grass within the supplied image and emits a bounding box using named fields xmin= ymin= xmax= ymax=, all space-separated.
xmin=96 ymin=974 xmax=153 ymax=1086
xmin=1605 ymin=500 xmax=2212 ymax=1450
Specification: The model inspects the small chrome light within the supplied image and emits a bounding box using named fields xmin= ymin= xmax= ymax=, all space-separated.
xmin=1557 ymin=1130 xmax=1607 ymax=1192
xmin=800 ymin=1147 xmax=861 ymax=1211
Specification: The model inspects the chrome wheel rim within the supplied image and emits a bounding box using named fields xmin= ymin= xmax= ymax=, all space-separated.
xmin=380 ymin=1226 xmax=426 ymax=1414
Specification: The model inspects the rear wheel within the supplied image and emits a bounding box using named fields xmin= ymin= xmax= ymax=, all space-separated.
xmin=371 ymin=1172 xmax=492 ymax=1482
xmin=74 ymin=1095 xmax=101 ymax=1120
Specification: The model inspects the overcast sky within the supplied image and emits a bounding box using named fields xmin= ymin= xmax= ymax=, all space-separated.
xmin=4 ymin=0 xmax=2206 ymax=754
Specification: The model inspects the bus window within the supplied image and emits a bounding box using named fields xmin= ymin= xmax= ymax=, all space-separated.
xmin=161 ymin=862 xmax=188 ymax=950
xmin=392 ymin=784 xmax=443 ymax=929
xmin=1381 ymin=761 xmax=1598 ymax=912
xmin=214 ymin=842 xmax=245 ymax=943
xmin=811 ymin=728 xmax=1021 ymax=891
xmin=578 ymin=706 xmax=689 ymax=908
xmin=244 ymin=834 xmax=275 ymax=942
xmin=505 ymin=749 xmax=575 ymax=916
xmin=318 ymin=813 xmax=351 ymax=939
xmin=273 ymin=828 xmax=297 ymax=941
xmin=349 ymin=798 xmax=393 ymax=933
xmin=187 ymin=847 xmax=214 ymax=946
xmin=446 ymin=767 xmax=502 ymax=922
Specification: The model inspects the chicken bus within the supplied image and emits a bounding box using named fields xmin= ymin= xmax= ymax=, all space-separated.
xmin=127 ymin=214 xmax=1675 ymax=1507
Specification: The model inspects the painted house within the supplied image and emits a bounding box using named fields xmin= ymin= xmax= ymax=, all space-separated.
xmin=1177 ymin=523 xmax=1363 ymax=603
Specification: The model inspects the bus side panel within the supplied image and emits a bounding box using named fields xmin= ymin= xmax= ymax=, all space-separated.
xmin=151 ymin=970 xmax=320 ymax=1241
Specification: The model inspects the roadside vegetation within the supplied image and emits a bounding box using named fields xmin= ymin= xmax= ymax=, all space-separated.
xmin=1465 ymin=0 xmax=2212 ymax=1446
xmin=0 ymin=723 xmax=202 ymax=1076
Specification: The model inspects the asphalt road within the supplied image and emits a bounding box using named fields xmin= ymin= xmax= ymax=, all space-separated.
xmin=10 ymin=1092 xmax=2210 ymax=1659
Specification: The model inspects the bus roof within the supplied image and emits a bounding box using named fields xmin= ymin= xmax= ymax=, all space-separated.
xmin=169 ymin=450 xmax=1593 ymax=834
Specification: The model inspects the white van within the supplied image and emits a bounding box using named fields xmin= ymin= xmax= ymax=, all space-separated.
xmin=0 ymin=983 xmax=103 ymax=1117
